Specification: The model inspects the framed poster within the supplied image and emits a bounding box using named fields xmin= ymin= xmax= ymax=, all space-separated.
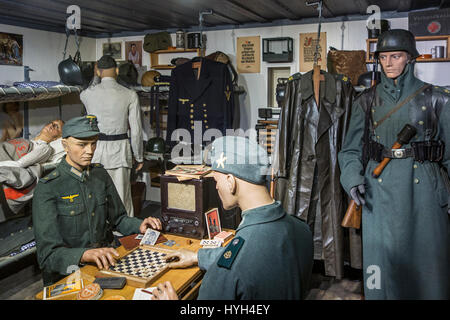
xmin=237 ymin=36 xmax=260 ymax=73
xmin=102 ymin=41 xmax=123 ymax=60
xmin=299 ymin=32 xmax=327 ymax=72
xmin=0 ymin=32 xmax=23 ymax=66
xmin=125 ymin=41 xmax=143 ymax=67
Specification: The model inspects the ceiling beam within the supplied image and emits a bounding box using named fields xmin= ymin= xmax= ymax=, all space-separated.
xmin=223 ymin=0 xmax=268 ymax=22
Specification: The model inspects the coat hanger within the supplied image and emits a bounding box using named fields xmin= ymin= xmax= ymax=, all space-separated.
xmin=307 ymin=0 xmax=325 ymax=107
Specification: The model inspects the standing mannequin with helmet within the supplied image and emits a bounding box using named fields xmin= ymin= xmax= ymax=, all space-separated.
xmin=80 ymin=55 xmax=144 ymax=217
xmin=338 ymin=29 xmax=450 ymax=299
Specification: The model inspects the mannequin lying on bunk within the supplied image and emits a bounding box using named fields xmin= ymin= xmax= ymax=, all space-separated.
xmin=0 ymin=120 xmax=65 ymax=216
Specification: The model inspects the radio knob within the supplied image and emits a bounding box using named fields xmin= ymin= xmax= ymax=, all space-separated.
xmin=178 ymin=226 xmax=184 ymax=233
xmin=163 ymin=216 xmax=169 ymax=222
xmin=191 ymin=230 xmax=197 ymax=235
xmin=194 ymin=220 xmax=199 ymax=227
xmin=165 ymin=225 xmax=171 ymax=232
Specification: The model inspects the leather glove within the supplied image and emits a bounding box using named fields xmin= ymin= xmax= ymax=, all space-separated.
xmin=350 ymin=184 xmax=366 ymax=207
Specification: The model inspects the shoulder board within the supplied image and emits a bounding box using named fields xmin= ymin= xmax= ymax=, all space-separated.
xmin=217 ymin=236 xmax=245 ymax=269
xmin=288 ymin=72 xmax=301 ymax=82
xmin=39 ymin=170 xmax=60 ymax=183
xmin=432 ymin=85 xmax=450 ymax=96
xmin=335 ymin=73 xmax=350 ymax=83
xmin=90 ymin=163 xmax=104 ymax=168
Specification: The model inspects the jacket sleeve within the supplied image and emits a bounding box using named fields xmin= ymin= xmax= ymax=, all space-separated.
xmin=32 ymin=184 xmax=87 ymax=276
xmin=104 ymin=170 xmax=142 ymax=235
xmin=438 ymin=95 xmax=450 ymax=180
xmin=166 ymin=68 xmax=179 ymax=148
xmin=128 ymin=91 xmax=143 ymax=163
xmin=197 ymin=247 xmax=224 ymax=271
xmin=337 ymin=98 xmax=366 ymax=194
xmin=16 ymin=141 xmax=52 ymax=167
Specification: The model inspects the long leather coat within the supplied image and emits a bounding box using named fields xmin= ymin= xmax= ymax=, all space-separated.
xmin=273 ymin=70 xmax=360 ymax=278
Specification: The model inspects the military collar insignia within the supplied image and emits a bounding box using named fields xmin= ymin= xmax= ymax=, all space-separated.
xmin=217 ymin=236 xmax=245 ymax=269
xmin=215 ymin=152 xmax=227 ymax=169
xmin=70 ymin=167 xmax=82 ymax=178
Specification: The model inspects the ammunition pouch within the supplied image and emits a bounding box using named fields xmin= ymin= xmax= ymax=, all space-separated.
xmin=365 ymin=139 xmax=445 ymax=163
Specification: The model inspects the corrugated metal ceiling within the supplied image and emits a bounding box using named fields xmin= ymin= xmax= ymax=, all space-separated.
xmin=0 ymin=0 xmax=448 ymax=37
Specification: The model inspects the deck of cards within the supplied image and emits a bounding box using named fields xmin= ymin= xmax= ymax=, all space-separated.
xmin=214 ymin=231 xmax=233 ymax=244
xmin=200 ymin=239 xmax=222 ymax=248
xmin=139 ymin=228 xmax=161 ymax=246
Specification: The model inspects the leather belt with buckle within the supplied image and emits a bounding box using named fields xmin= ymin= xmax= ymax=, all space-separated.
xmin=382 ymin=148 xmax=414 ymax=159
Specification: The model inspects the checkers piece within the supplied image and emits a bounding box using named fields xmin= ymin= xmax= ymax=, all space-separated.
xmin=77 ymin=283 xmax=103 ymax=300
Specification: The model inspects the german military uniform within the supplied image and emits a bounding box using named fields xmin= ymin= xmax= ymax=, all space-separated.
xmin=338 ymin=30 xmax=450 ymax=299
xmin=166 ymin=58 xmax=234 ymax=149
xmin=196 ymin=136 xmax=314 ymax=299
xmin=32 ymin=116 xmax=143 ymax=286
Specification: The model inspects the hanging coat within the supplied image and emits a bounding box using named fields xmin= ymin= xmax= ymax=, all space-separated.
xmin=273 ymin=70 xmax=359 ymax=278
xmin=338 ymin=64 xmax=450 ymax=299
xmin=166 ymin=58 xmax=234 ymax=150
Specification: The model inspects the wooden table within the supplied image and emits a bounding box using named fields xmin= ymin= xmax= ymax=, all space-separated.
xmin=35 ymin=232 xmax=225 ymax=300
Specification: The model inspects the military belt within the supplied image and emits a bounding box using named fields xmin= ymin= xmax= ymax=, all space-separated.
xmin=367 ymin=139 xmax=444 ymax=162
xmin=98 ymin=133 xmax=128 ymax=141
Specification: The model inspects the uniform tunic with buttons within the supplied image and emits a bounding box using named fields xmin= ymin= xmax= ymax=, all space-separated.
xmin=32 ymin=157 xmax=142 ymax=285
xmin=195 ymin=201 xmax=313 ymax=300
xmin=338 ymin=64 xmax=450 ymax=299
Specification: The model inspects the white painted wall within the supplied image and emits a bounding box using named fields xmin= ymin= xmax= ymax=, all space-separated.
xmin=0 ymin=23 xmax=96 ymax=136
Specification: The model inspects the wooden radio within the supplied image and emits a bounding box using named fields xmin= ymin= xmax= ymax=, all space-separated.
xmin=160 ymin=175 xmax=221 ymax=239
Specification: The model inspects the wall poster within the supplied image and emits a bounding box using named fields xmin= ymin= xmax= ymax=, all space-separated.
xmin=299 ymin=32 xmax=327 ymax=72
xmin=237 ymin=36 xmax=260 ymax=73
xmin=0 ymin=32 xmax=23 ymax=66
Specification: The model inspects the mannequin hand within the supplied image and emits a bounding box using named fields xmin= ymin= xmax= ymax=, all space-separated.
xmin=139 ymin=217 xmax=162 ymax=233
xmin=81 ymin=247 xmax=119 ymax=270
xmin=164 ymin=249 xmax=198 ymax=269
xmin=151 ymin=281 xmax=179 ymax=300
xmin=350 ymin=184 xmax=366 ymax=206
xmin=135 ymin=162 xmax=144 ymax=172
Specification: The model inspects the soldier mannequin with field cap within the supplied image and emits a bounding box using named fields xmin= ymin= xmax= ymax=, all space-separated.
xmin=338 ymin=29 xmax=450 ymax=299
xmin=32 ymin=115 xmax=161 ymax=286
xmin=151 ymin=135 xmax=314 ymax=300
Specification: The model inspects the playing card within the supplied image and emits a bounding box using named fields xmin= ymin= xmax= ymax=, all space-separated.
xmin=140 ymin=229 xmax=161 ymax=246
xmin=135 ymin=234 xmax=143 ymax=240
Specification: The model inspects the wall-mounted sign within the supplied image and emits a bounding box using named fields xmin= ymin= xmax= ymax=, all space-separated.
xmin=237 ymin=36 xmax=260 ymax=73
xmin=299 ymin=32 xmax=327 ymax=72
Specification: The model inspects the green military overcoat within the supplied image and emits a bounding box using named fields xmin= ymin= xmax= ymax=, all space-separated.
xmin=338 ymin=63 xmax=450 ymax=299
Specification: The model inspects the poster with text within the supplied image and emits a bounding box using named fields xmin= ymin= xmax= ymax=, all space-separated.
xmin=299 ymin=32 xmax=327 ymax=72
xmin=237 ymin=36 xmax=260 ymax=73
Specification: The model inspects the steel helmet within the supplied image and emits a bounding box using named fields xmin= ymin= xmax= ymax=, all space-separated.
xmin=141 ymin=70 xmax=161 ymax=87
xmin=146 ymin=137 xmax=165 ymax=154
xmin=374 ymin=29 xmax=420 ymax=59
xmin=58 ymin=54 xmax=84 ymax=86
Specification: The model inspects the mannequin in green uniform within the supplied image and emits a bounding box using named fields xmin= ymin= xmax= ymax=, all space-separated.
xmin=32 ymin=115 xmax=162 ymax=286
xmin=338 ymin=29 xmax=450 ymax=299
xmin=151 ymin=136 xmax=314 ymax=300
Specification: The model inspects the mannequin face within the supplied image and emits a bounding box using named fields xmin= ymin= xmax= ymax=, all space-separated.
xmin=62 ymin=136 xmax=98 ymax=170
xmin=38 ymin=120 xmax=64 ymax=142
xmin=379 ymin=51 xmax=409 ymax=79
xmin=213 ymin=171 xmax=238 ymax=210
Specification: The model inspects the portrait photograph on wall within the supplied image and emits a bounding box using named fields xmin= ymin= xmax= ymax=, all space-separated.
xmin=125 ymin=41 xmax=143 ymax=67
xmin=102 ymin=41 xmax=123 ymax=60
xmin=0 ymin=32 xmax=23 ymax=66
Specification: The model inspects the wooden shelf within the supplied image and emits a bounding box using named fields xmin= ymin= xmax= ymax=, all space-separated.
xmin=150 ymin=48 xmax=201 ymax=70
xmin=365 ymin=35 xmax=450 ymax=63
